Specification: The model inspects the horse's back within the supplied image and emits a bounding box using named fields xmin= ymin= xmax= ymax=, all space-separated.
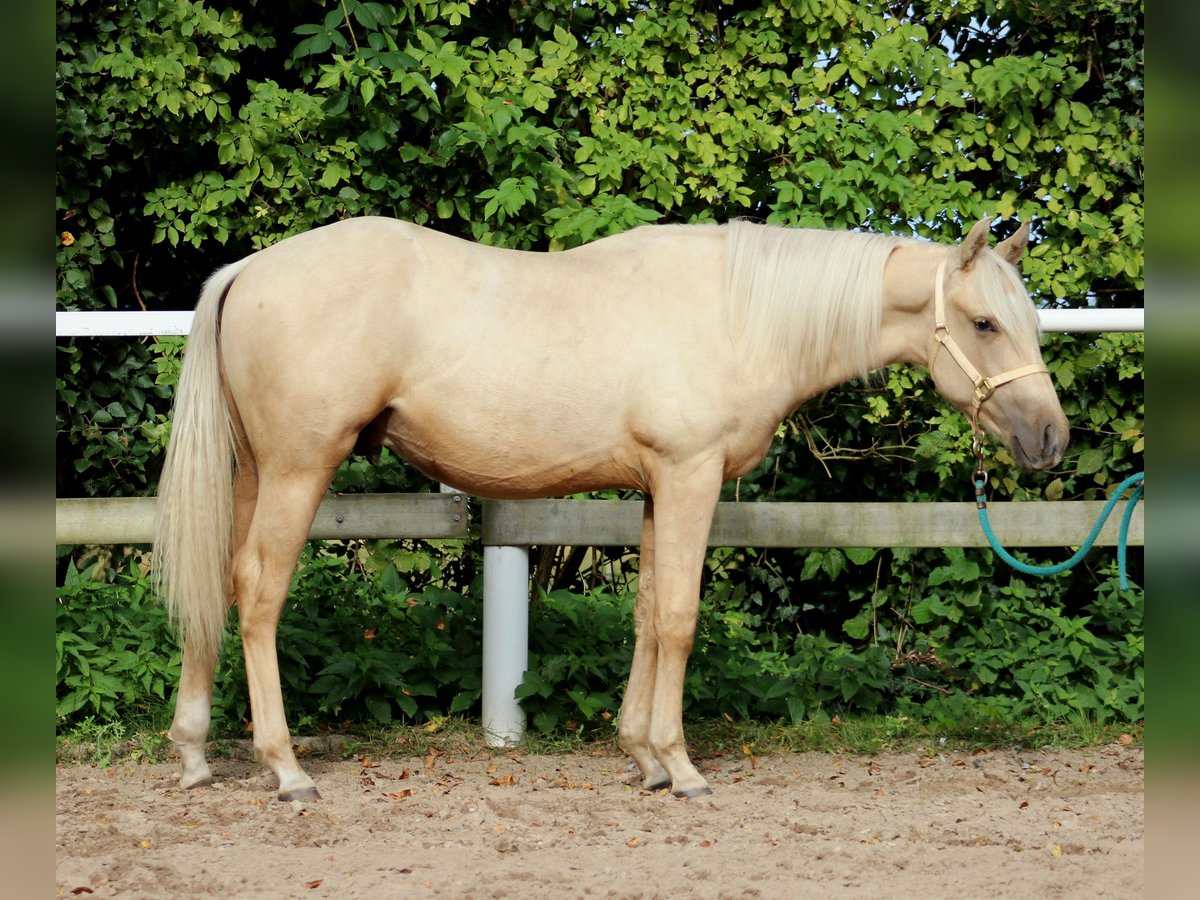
xmin=219 ymin=217 xmax=727 ymax=376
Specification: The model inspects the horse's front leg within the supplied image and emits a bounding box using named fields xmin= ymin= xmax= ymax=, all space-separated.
xmin=644 ymin=460 xmax=723 ymax=798
xmin=617 ymin=498 xmax=672 ymax=792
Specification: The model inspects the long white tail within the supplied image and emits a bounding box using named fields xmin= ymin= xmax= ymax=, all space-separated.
xmin=153 ymin=258 xmax=251 ymax=659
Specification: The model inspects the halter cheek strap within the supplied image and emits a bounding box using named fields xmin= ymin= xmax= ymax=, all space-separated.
xmin=928 ymin=259 xmax=1049 ymax=433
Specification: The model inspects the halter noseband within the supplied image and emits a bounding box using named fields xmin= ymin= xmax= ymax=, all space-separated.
xmin=928 ymin=259 xmax=1049 ymax=435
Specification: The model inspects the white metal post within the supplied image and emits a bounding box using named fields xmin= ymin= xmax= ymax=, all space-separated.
xmin=481 ymin=544 xmax=530 ymax=746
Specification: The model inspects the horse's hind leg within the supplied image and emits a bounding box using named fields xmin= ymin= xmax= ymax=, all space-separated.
xmin=169 ymin=461 xmax=257 ymax=789
xmin=170 ymin=640 xmax=220 ymax=789
xmin=234 ymin=466 xmax=338 ymax=801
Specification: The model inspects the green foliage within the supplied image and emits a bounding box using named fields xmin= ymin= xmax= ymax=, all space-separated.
xmin=57 ymin=558 xmax=180 ymax=722
xmin=56 ymin=550 xmax=1142 ymax=738
xmin=896 ymin=553 xmax=1143 ymax=725
xmin=214 ymin=545 xmax=485 ymax=730
xmin=56 ymin=1 xmax=1143 ymax=735
xmin=56 ymin=544 xmax=484 ymax=733
xmin=518 ymin=588 xmax=632 ymax=732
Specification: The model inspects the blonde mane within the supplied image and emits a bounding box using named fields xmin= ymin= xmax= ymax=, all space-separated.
xmin=723 ymin=220 xmax=906 ymax=381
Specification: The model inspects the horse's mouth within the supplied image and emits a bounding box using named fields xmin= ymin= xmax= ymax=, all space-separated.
xmin=1011 ymin=431 xmax=1064 ymax=472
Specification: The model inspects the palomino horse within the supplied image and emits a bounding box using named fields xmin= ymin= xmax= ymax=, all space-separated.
xmin=155 ymin=216 xmax=1067 ymax=801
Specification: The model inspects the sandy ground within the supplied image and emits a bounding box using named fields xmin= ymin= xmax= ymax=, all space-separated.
xmin=56 ymin=742 xmax=1142 ymax=898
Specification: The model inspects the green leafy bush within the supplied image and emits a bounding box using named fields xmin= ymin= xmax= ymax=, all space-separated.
xmin=56 ymin=541 xmax=1142 ymax=739
xmin=57 ymin=559 xmax=180 ymax=723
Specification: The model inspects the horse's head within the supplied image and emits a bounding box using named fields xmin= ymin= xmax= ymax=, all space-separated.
xmin=927 ymin=217 xmax=1068 ymax=471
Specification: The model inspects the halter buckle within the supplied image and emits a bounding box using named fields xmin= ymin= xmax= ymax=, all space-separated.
xmin=973 ymin=378 xmax=996 ymax=403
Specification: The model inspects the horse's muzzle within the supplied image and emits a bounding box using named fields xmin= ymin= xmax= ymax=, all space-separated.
xmin=1013 ymin=420 xmax=1069 ymax=471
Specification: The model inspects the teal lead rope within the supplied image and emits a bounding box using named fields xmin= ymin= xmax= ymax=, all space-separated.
xmin=975 ymin=471 xmax=1145 ymax=590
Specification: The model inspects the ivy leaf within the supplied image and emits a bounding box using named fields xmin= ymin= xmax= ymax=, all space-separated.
xmin=1075 ymin=448 xmax=1105 ymax=476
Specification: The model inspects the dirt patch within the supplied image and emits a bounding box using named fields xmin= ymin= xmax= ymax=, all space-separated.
xmin=56 ymin=744 xmax=1142 ymax=898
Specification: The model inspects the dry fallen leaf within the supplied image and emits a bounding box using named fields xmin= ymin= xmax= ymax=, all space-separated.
xmin=625 ymin=837 xmax=641 ymax=847
xmin=1019 ymin=801 xmax=1030 ymax=809
xmin=384 ymin=789 xmax=413 ymax=801
xmin=1119 ymin=733 xmax=1133 ymax=746
xmin=305 ymin=879 xmax=323 ymax=889
xmin=489 ymin=773 xmax=516 ymax=787
xmin=70 ymin=888 xmax=94 ymax=895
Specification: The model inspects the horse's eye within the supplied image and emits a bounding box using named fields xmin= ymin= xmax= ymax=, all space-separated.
xmin=974 ymin=318 xmax=997 ymax=334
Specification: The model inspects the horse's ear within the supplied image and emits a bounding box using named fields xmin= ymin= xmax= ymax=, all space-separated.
xmin=958 ymin=216 xmax=995 ymax=271
xmin=995 ymin=221 xmax=1031 ymax=267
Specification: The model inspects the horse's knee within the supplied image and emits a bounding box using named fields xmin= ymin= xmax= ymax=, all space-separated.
xmin=653 ymin=609 xmax=697 ymax=656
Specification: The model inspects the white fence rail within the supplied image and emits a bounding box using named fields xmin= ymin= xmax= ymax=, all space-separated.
xmin=54 ymin=307 xmax=1147 ymax=338
xmin=56 ymin=307 xmax=1145 ymax=744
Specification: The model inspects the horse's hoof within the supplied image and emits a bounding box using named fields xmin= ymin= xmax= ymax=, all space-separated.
xmin=278 ymin=786 xmax=322 ymax=802
xmin=672 ymin=784 xmax=713 ymax=799
xmin=644 ymin=779 xmax=672 ymax=793
xmin=182 ymin=776 xmax=214 ymax=790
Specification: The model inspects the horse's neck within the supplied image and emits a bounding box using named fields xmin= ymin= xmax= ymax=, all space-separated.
xmin=876 ymin=243 xmax=946 ymax=371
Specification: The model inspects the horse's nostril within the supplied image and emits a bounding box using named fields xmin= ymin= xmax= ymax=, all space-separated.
xmin=1042 ymin=422 xmax=1067 ymax=465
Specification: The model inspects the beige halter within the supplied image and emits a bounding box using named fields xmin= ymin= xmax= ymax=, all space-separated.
xmin=928 ymin=259 xmax=1049 ymax=435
